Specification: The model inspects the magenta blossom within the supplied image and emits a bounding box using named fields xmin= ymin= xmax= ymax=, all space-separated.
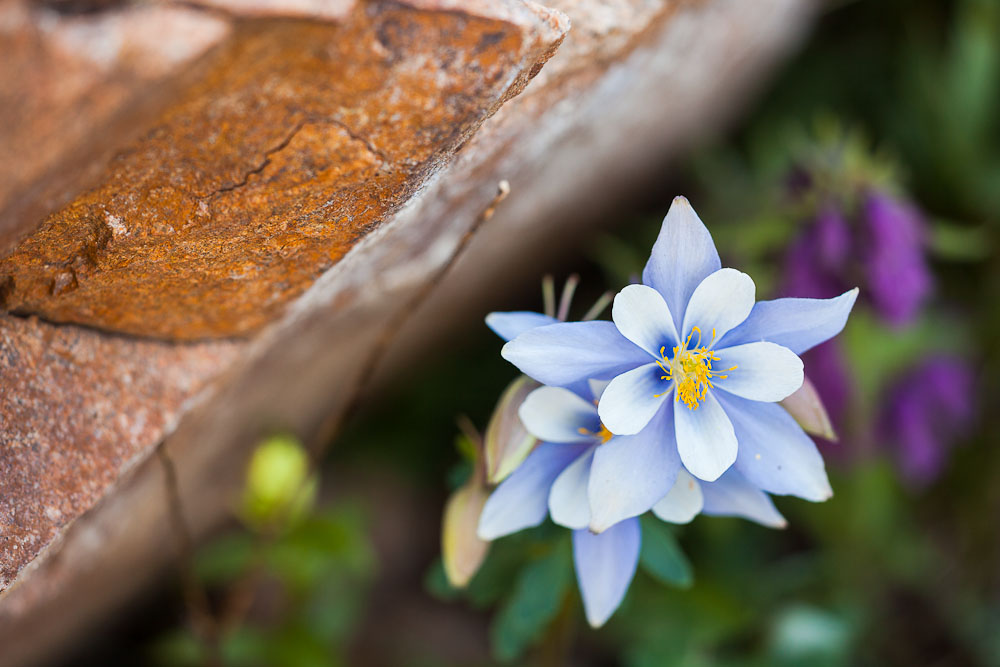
xmin=878 ymin=357 xmax=975 ymax=487
xmin=783 ymin=190 xmax=932 ymax=327
xmin=862 ymin=192 xmax=932 ymax=326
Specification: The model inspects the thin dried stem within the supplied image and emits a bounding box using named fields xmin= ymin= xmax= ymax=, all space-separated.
xmin=542 ymin=275 xmax=556 ymax=319
xmin=157 ymin=446 xmax=221 ymax=666
xmin=557 ymin=274 xmax=579 ymax=322
xmin=581 ymin=290 xmax=614 ymax=321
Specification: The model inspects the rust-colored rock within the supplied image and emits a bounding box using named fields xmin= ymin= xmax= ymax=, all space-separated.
xmin=0 ymin=0 xmax=564 ymax=339
xmin=0 ymin=1 xmax=232 ymax=253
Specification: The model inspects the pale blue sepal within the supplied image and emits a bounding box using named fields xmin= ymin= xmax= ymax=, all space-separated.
xmin=486 ymin=311 xmax=558 ymax=342
xmin=549 ymin=446 xmax=597 ymax=530
xmin=719 ymin=393 xmax=832 ymax=502
xmin=719 ymin=288 xmax=859 ymax=354
xmin=502 ymin=321 xmax=650 ymax=387
xmin=478 ymin=442 xmax=590 ymax=540
xmin=700 ymin=469 xmax=788 ymax=528
xmin=573 ymin=517 xmax=641 ymax=628
xmin=642 ymin=196 xmax=722 ymax=332
xmin=588 ymin=407 xmax=680 ymax=532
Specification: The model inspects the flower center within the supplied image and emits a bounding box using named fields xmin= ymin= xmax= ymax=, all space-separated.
xmin=655 ymin=327 xmax=736 ymax=410
xmin=577 ymin=423 xmax=614 ymax=444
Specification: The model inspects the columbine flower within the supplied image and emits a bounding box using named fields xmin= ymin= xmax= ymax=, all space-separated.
xmin=478 ymin=380 xmax=786 ymax=627
xmin=501 ymin=197 xmax=857 ymax=526
xmin=878 ymin=357 xmax=975 ymax=487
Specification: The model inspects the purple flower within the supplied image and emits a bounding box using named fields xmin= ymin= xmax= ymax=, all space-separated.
xmin=862 ymin=191 xmax=933 ymax=327
xmin=783 ymin=206 xmax=852 ymax=300
xmin=783 ymin=190 xmax=932 ymax=326
xmin=879 ymin=357 xmax=975 ymax=486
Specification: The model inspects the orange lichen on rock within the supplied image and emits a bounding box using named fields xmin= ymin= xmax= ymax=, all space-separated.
xmin=0 ymin=1 xmax=564 ymax=340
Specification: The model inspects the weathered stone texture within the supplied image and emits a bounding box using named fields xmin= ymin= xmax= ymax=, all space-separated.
xmin=0 ymin=1 xmax=232 ymax=253
xmin=0 ymin=1 xmax=565 ymax=339
xmin=0 ymin=315 xmax=237 ymax=592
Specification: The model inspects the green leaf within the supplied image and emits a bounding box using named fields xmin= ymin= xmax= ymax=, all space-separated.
xmin=219 ymin=627 xmax=271 ymax=667
xmin=194 ymin=532 xmax=255 ymax=585
xmin=303 ymin=573 xmax=368 ymax=644
xmin=265 ymin=508 xmax=375 ymax=592
xmin=149 ymin=629 xmax=205 ymax=667
xmin=464 ymin=526 xmax=554 ymax=608
xmin=929 ymin=219 xmax=992 ymax=262
xmin=454 ymin=433 xmax=479 ymax=464
xmin=639 ymin=515 xmax=693 ymax=589
xmin=490 ymin=538 xmax=573 ymax=662
xmin=261 ymin=624 xmax=342 ymax=667
xmin=768 ymin=605 xmax=853 ymax=667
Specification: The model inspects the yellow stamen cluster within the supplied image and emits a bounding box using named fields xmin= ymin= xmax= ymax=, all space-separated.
xmin=578 ymin=423 xmax=614 ymax=444
xmin=655 ymin=327 xmax=737 ymax=410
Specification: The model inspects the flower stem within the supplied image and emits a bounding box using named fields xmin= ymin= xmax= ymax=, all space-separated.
xmin=581 ymin=290 xmax=614 ymax=321
xmin=542 ymin=275 xmax=556 ymax=318
xmin=557 ymin=274 xmax=580 ymax=322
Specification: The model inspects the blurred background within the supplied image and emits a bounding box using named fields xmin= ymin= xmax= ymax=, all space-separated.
xmin=70 ymin=0 xmax=999 ymax=664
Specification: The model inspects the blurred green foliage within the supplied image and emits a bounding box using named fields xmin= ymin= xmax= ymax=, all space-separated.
xmin=152 ymin=438 xmax=375 ymax=667
xmin=638 ymin=516 xmax=693 ymax=590
xmin=154 ymin=506 xmax=374 ymax=667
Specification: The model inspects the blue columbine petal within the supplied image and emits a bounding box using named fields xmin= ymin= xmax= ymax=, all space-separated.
xmin=549 ymin=446 xmax=597 ymax=530
xmin=573 ymin=517 xmax=641 ymax=628
xmin=611 ymin=284 xmax=679 ymax=356
xmin=485 ymin=311 xmax=559 ymax=342
xmin=501 ymin=321 xmax=650 ymax=387
xmin=651 ymin=469 xmax=703 ymax=524
xmin=674 ymin=391 xmax=737 ymax=482
xmin=714 ymin=341 xmax=804 ymax=403
xmin=588 ymin=408 xmax=681 ymax=532
xmin=700 ymin=469 xmax=787 ymax=528
xmin=478 ymin=442 xmax=591 ymax=540
xmin=719 ymin=393 xmax=832 ymax=501
xmin=681 ymin=268 xmax=756 ymax=341
xmin=519 ymin=386 xmax=601 ymax=444
xmin=717 ymin=288 xmax=859 ymax=354
xmin=642 ymin=196 xmax=722 ymax=332
xmin=597 ymin=362 xmax=668 ymax=435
